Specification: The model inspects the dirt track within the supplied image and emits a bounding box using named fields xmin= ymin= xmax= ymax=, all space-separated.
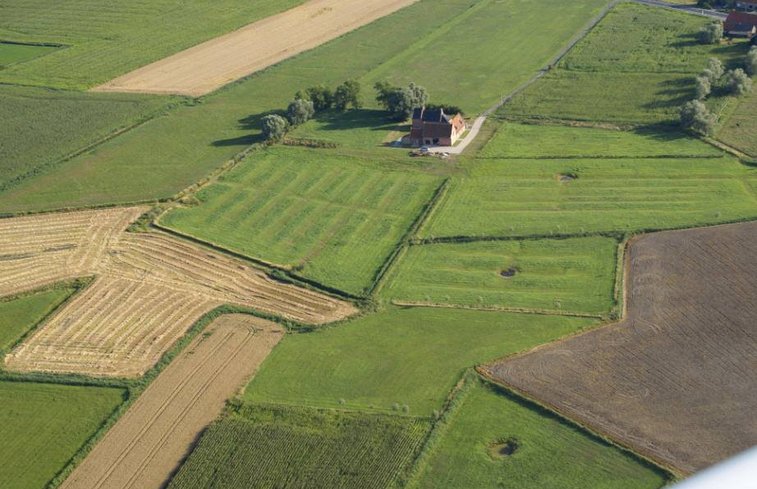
xmin=0 ymin=208 xmax=356 ymax=377
xmin=60 ymin=314 xmax=284 ymax=489
xmin=93 ymin=0 xmax=419 ymax=96
xmin=485 ymin=221 xmax=757 ymax=475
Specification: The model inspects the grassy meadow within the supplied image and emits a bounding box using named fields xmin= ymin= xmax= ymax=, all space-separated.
xmin=0 ymin=381 xmax=125 ymax=489
xmin=412 ymin=381 xmax=669 ymax=489
xmin=0 ymin=287 xmax=75 ymax=354
xmin=245 ymin=307 xmax=595 ymax=416
xmin=0 ymin=42 xmax=58 ymax=67
xmin=168 ymin=403 xmax=429 ymax=489
xmin=161 ymin=146 xmax=442 ymax=295
xmin=505 ymin=3 xmax=752 ymax=124
xmin=383 ymin=237 xmax=617 ymax=315
xmin=717 ymin=88 xmax=757 ymax=157
xmin=0 ymin=0 xmax=305 ymax=89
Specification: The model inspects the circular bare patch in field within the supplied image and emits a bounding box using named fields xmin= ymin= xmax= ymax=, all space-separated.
xmin=500 ymin=267 xmax=518 ymax=278
xmin=488 ymin=438 xmax=519 ymax=459
xmin=558 ymin=172 xmax=578 ymax=183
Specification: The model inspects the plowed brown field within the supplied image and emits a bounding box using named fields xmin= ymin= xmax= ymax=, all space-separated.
xmin=93 ymin=0 xmax=419 ymax=96
xmin=485 ymin=221 xmax=757 ymax=475
xmin=60 ymin=314 xmax=284 ymax=489
xmin=1 ymin=208 xmax=356 ymax=376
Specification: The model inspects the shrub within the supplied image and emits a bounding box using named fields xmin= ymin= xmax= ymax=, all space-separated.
xmin=706 ymin=58 xmax=724 ymax=81
xmin=296 ymin=85 xmax=334 ymax=111
xmin=286 ymin=98 xmax=315 ymax=126
xmin=261 ymin=114 xmax=289 ymax=141
xmin=375 ymin=81 xmax=429 ymax=121
xmin=333 ymin=80 xmax=362 ymax=111
xmin=746 ymin=47 xmax=757 ymax=77
xmin=698 ymin=22 xmax=722 ymax=44
xmin=725 ymin=68 xmax=753 ymax=96
xmin=695 ymin=75 xmax=711 ymax=100
xmin=680 ymin=100 xmax=717 ymax=136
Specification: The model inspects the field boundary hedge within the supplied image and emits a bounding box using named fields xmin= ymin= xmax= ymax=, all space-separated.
xmin=389 ymin=300 xmax=605 ymax=319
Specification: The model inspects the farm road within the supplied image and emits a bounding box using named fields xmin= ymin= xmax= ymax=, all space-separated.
xmin=60 ymin=315 xmax=284 ymax=489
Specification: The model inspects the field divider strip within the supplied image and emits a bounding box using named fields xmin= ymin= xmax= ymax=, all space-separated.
xmin=410 ymin=231 xmax=625 ymax=246
xmin=389 ymin=300 xmax=605 ymax=319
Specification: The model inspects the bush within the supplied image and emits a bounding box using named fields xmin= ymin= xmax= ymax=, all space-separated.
xmin=333 ymin=80 xmax=362 ymax=111
xmin=746 ymin=47 xmax=757 ymax=77
xmin=286 ymin=98 xmax=315 ymax=126
xmin=426 ymin=104 xmax=464 ymax=116
xmin=698 ymin=22 xmax=723 ymax=44
xmin=261 ymin=114 xmax=289 ymax=142
xmin=725 ymin=68 xmax=753 ymax=96
xmin=680 ymin=100 xmax=717 ymax=136
xmin=706 ymin=58 xmax=724 ymax=81
xmin=374 ymin=81 xmax=429 ymax=121
xmin=296 ymin=85 xmax=334 ymax=112
xmin=695 ymin=75 xmax=711 ymax=100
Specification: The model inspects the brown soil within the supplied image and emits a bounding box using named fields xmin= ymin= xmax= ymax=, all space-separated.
xmin=59 ymin=314 xmax=284 ymax=489
xmin=93 ymin=0 xmax=419 ymax=96
xmin=484 ymin=221 xmax=757 ymax=475
xmin=0 ymin=207 xmax=356 ymax=377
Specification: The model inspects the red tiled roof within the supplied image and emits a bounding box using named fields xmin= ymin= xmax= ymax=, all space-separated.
xmin=725 ymin=12 xmax=757 ymax=30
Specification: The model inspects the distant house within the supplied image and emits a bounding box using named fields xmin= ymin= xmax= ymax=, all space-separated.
xmin=409 ymin=108 xmax=466 ymax=147
xmin=735 ymin=0 xmax=757 ymax=12
xmin=724 ymin=12 xmax=757 ymax=38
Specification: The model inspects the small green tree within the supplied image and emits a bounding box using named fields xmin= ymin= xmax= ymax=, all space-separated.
xmin=286 ymin=98 xmax=315 ymax=126
xmin=695 ymin=75 xmax=711 ymax=100
xmin=680 ymin=100 xmax=716 ymax=136
xmin=746 ymin=46 xmax=757 ymax=76
xmin=698 ymin=22 xmax=723 ymax=44
xmin=261 ymin=114 xmax=289 ymax=141
xmin=333 ymin=80 xmax=362 ymax=111
xmin=706 ymin=57 xmax=724 ymax=81
xmin=374 ymin=81 xmax=429 ymax=121
xmin=725 ymin=68 xmax=753 ymax=96
xmin=304 ymin=85 xmax=334 ymax=111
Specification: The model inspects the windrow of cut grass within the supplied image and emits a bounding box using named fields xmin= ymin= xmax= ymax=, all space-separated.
xmin=411 ymin=380 xmax=669 ymax=489
xmin=0 ymin=0 xmax=611 ymax=213
xmin=420 ymin=156 xmax=757 ymax=239
xmin=504 ymin=3 xmax=752 ymax=124
xmin=383 ymin=237 xmax=617 ymax=315
xmin=160 ymin=146 xmax=442 ymax=296
xmin=0 ymin=0 xmax=306 ymax=89
xmin=167 ymin=403 xmax=429 ymax=489
xmin=245 ymin=307 xmax=595 ymax=416
xmin=0 ymin=286 xmax=76 ymax=354
xmin=0 ymin=381 xmax=125 ymax=489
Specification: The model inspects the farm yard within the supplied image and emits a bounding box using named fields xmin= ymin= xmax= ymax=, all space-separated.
xmin=1 ymin=0 xmax=755 ymax=488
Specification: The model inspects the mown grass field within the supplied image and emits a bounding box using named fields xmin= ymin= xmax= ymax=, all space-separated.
xmin=717 ymin=88 xmax=757 ymax=157
xmin=168 ymin=403 xmax=429 ymax=489
xmin=0 ymin=287 xmax=75 ymax=354
xmin=161 ymin=146 xmax=442 ymax=295
xmin=245 ymin=307 xmax=595 ymax=416
xmin=0 ymin=85 xmax=170 ymax=193
xmin=480 ymin=122 xmax=723 ymax=158
xmin=0 ymin=0 xmax=611 ymax=213
xmin=505 ymin=3 xmax=751 ymax=124
xmin=421 ymin=157 xmax=757 ymax=238
xmin=0 ymin=381 xmax=125 ymax=489
xmin=412 ymin=381 xmax=669 ymax=489
xmin=383 ymin=237 xmax=617 ymax=315
xmin=0 ymin=42 xmax=58 ymax=67
xmin=0 ymin=0 xmax=305 ymax=89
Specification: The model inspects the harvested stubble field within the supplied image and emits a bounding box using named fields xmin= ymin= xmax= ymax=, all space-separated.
xmin=168 ymin=403 xmax=430 ymax=489
xmin=61 ymin=314 xmax=284 ymax=489
xmin=96 ymin=0 xmax=420 ymax=96
xmin=484 ymin=221 xmax=757 ymax=475
xmin=0 ymin=207 xmax=355 ymax=377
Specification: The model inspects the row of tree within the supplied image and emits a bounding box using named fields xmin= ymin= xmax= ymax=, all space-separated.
xmin=373 ymin=81 xmax=463 ymax=121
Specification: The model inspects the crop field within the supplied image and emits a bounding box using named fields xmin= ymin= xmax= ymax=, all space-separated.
xmin=412 ymin=380 xmax=668 ymax=489
xmin=0 ymin=207 xmax=355 ymax=376
xmin=246 ymin=307 xmax=595 ymax=415
xmin=167 ymin=403 xmax=430 ymax=489
xmin=479 ymin=122 xmax=723 ymax=159
xmin=716 ymin=89 xmax=757 ymax=157
xmin=161 ymin=146 xmax=442 ymax=295
xmin=62 ymin=314 xmax=283 ymax=489
xmin=0 ymin=287 xmax=75 ymax=353
xmin=0 ymin=381 xmax=125 ymax=489
xmin=0 ymin=42 xmax=58 ymax=67
xmin=0 ymin=85 xmax=169 ymax=193
xmin=505 ymin=3 xmax=751 ymax=124
xmin=485 ymin=221 xmax=757 ymax=475
xmin=0 ymin=0 xmax=306 ymax=89
xmin=383 ymin=237 xmax=617 ymax=315
xmin=421 ymin=156 xmax=757 ymax=239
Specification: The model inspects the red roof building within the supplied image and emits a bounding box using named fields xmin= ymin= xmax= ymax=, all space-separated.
xmin=409 ymin=108 xmax=466 ymax=147
xmin=724 ymin=12 xmax=757 ymax=37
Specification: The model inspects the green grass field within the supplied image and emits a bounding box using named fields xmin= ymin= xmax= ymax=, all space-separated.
xmin=245 ymin=307 xmax=595 ymax=415
xmin=0 ymin=381 xmax=125 ymax=489
xmin=168 ymin=403 xmax=429 ymax=489
xmin=421 ymin=157 xmax=757 ymax=238
xmin=412 ymin=381 xmax=669 ymax=489
xmin=0 ymin=0 xmax=305 ymax=89
xmin=480 ymin=122 xmax=722 ymax=158
xmin=505 ymin=3 xmax=751 ymax=124
xmin=161 ymin=146 xmax=442 ymax=295
xmin=0 ymin=85 xmax=170 ymax=193
xmin=0 ymin=287 xmax=75 ymax=354
xmin=0 ymin=42 xmax=58 ymax=67
xmin=383 ymin=237 xmax=617 ymax=315
xmin=717 ymin=88 xmax=757 ymax=157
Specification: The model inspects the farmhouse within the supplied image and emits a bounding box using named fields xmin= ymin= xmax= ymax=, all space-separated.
xmin=724 ymin=12 xmax=757 ymax=37
xmin=409 ymin=107 xmax=466 ymax=146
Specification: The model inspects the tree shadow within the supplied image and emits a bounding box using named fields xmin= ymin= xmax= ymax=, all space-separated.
xmin=313 ymin=108 xmax=403 ymax=132
xmin=211 ymin=109 xmax=283 ymax=147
